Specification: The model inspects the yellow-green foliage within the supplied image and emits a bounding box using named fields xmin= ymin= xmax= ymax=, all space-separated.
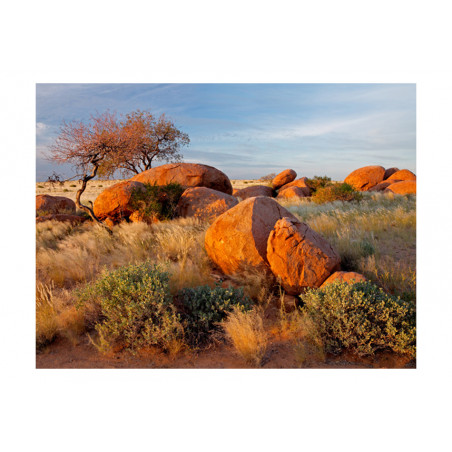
xmin=300 ymin=281 xmax=416 ymax=358
xmin=77 ymin=261 xmax=185 ymax=354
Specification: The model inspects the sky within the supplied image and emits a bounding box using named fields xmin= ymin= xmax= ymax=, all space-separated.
xmin=36 ymin=83 xmax=416 ymax=181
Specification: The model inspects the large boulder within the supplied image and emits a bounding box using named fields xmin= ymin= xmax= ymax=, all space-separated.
xmin=344 ymin=165 xmax=385 ymax=191
xmin=276 ymin=186 xmax=308 ymax=200
xmin=384 ymin=180 xmax=416 ymax=195
xmin=131 ymin=163 xmax=233 ymax=195
xmin=278 ymin=177 xmax=311 ymax=196
xmin=386 ymin=169 xmax=416 ymax=182
xmin=383 ymin=167 xmax=400 ymax=180
xmin=235 ymin=185 xmax=274 ymax=200
xmin=272 ymin=169 xmax=297 ymax=190
xmin=368 ymin=181 xmax=395 ymax=192
xmin=93 ymin=180 xmax=146 ymax=222
xmin=320 ymin=271 xmax=366 ymax=288
xmin=36 ymin=195 xmax=76 ymax=215
xmin=175 ymin=187 xmax=238 ymax=222
xmin=204 ymin=196 xmax=298 ymax=275
xmin=267 ymin=217 xmax=341 ymax=295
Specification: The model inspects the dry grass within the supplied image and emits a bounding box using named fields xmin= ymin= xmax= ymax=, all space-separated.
xmin=222 ymin=307 xmax=268 ymax=366
xmin=280 ymin=192 xmax=416 ymax=299
xmin=36 ymin=282 xmax=85 ymax=348
xmin=36 ymin=217 xmax=212 ymax=290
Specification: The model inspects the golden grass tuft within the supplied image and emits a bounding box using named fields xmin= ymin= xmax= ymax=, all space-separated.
xmin=222 ymin=307 xmax=268 ymax=367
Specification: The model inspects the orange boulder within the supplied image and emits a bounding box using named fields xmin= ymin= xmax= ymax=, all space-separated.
xmin=204 ymin=196 xmax=298 ymax=275
xmin=384 ymin=180 xmax=416 ymax=195
xmin=368 ymin=181 xmax=394 ymax=192
xmin=272 ymin=169 xmax=297 ymax=190
xmin=344 ymin=165 xmax=385 ymax=191
xmin=131 ymin=163 xmax=233 ymax=195
xmin=383 ymin=167 xmax=400 ymax=180
xmin=36 ymin=195 xmax=76 ymax=215
xmin=235 ymin=185 xmax=274 ymax=200
xmin=276 ymin=186 xmax=308 ymax=200
xmin=175 ymin=187 xmax=238 ymax=222
xmin=320 ymin=271 xmax=366 ymax=288
xmin=93 ymin=180 xmax=146 ymax=223
xmin=387 ymin=169 xmax=416 ymax=181
xmin=278 ymin=177 xmax=311 ymax=196
xmin=267 ymin=217 xmax=341 ymax=295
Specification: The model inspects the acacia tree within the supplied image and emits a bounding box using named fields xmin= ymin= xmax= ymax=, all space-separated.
xmin=108 ymin=110 xmax=190 ymax=176
xmin=49 ymin=111 xmax=125 ymax=228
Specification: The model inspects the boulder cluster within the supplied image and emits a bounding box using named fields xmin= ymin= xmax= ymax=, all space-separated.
xmin=344 ymin=165 xmax=416 ymax=194
xmin=36 ymin=162 xmax=416 ymax=294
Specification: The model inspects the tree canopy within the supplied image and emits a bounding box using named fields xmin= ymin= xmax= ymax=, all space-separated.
xmin=48 ymin=109 xmax=189 ymax=228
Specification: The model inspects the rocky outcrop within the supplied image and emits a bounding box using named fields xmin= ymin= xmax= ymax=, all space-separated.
xmin=272 ymin=169 xmax=297 ymax=190
xmin=266 ymin=217 xmax=341 ymax=295
xmin=131 ymin=163 xmax=233 ymax=195
xmin=344 ymin=165 xmax=386 ymax=191
xmin=384 ymin=180 xmax=416 ymax=195
xmin=93 ymin=180 xmax=146 ymax=223
xmin=204 ymin=196 xmax=298 ymax=275
xmin=175 ymin=187 xmax=238 ymax=222
xmin=278 ymin=177 xmax=311 ymax=196
xmin=234 ymin=185 xmax=274 ymax=200
xmin=320 ymin=271 xmax=366 ymax=288
xmin=368 ymin=181 xmax=395 ymax=192
xmin=386 ymin=169 xmax=416 ymax=182
xmin=276 ymin=186 xmax=308 ymax=200
xmin=383 ymin=167 xmax=400 ymax=180
xmin=36 ymin=195 xmax=76 ymax=215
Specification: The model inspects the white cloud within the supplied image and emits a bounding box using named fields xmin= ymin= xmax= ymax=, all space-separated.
xmin=36 ymin=122 xmax=48 ymax=135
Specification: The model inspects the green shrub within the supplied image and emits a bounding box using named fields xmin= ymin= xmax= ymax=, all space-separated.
xmin=131 ymin=182 xmax=185 ymax=221
xmin=177 ymin=285 xmax=252 ymax=345
xmin=306 ymin=175 xmax=332 ymax=192
xmin=70 ymin=184 xmax=77 ymax=187
xmin=77 ymin=261 xmax=184 ymax=353
xmin=300 ymin=281 xmax=416 ymax=358
xmin=312 ymin=183 xmax=363 ymax=204
xmin=37 ymin=185 xmax=44 ymax=188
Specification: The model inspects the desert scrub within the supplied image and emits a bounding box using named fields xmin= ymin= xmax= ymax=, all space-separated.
xmin=130 ymin=182 xmax=184 ymax=221
xmin=305 ymin=175 xmax=332 ymax=193
xmin=77 ymin=261 xmax=185 ymax=354
xmin=312 ymin=183 xmax=362 ymax=204
xmin=300 ymin=281 xmax=416 ymax=359
xmin=222 ymin=306 xmax=268 ymax=367
xmin=177 ymin=285 xmax=252 ymax=345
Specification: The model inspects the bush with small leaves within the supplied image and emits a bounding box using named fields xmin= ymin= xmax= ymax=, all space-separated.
xmin=312 ymin=183 xmax=362 ymax=204
xmin=77 ymin=261 xmax=185 ymax=354
xmin=177 ymin=285 xmax=252 ymax=345
xmin=130 ymin=182 xmax=184 ymax=221
xmin=299 ymin=281 xmax=416 ymax=358
xmin=305 ymin=175 xmax=332 ymax=193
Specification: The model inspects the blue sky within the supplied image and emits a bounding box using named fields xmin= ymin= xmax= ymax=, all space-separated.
xmin=36 ymin=83 xmax=416 ymax=181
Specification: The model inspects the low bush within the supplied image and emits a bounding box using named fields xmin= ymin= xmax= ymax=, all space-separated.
xmin=77 ymin=261 xmax=185 ymax=354
xmin=260 ymin=172 xmax=276 ymax=182
xmin=222 ymin=306 xmax=268 ymax=367
xmin=305 ymin=175 xmax=332 ymax=193
xmin=130 ymin=182 xmax=184 ymax=221
xmin=312 ymin=183 xmax=362 ymax=204
xmin=299 ymin=281 xmax=416 ymax=359
xmin=177 ymin=285 xmax=251 ymax=345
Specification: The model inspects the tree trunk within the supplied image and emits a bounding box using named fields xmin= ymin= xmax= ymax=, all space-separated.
xmin=75 ymin=163 xmax=112 ymax=233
